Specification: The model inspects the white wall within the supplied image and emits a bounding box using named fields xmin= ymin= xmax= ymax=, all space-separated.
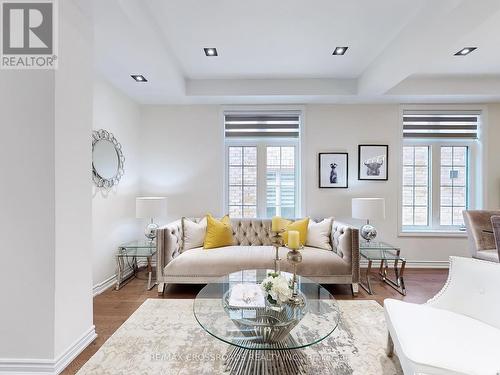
xmin=0 ymin=0 xmax=95 ymax=366
xmin=92 ymin=79 xmax=142 ymax=289
xmin=0 ymin=1 xmax=97 ymax=369
xmin=53 ymin=0 xmax=94 ymax=359
xmin=305 ymin=104 xmax=469 ymax=264
xmin=0 ymin=70 xmax=56 ymax=360
xmin=140 ymin=103 xmax=500 ymax=265
xmin=140 ymin=106 xmax=224 ymax=221
xmin=486 ymin=104 xmax=500 ymax=209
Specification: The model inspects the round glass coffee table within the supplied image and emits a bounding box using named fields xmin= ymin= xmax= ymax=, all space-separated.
xmin=193 ymin=269 xmax=341 ymax=375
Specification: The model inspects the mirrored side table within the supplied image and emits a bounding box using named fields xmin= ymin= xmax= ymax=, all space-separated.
xmin=116 ymin=240 xmax=157 ymax=290
xmin=360 ymin=241 xmax=406 ymax=296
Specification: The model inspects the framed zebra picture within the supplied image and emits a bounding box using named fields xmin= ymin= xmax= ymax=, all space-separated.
xmin=318 ymin=152 xmax=348 ymax=188
xmin=358 ymin=145 xmax=388 ymax=181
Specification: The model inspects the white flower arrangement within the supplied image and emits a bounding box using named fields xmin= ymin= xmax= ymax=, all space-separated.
xmin=260 ymin=272 xmax=293 ymax=305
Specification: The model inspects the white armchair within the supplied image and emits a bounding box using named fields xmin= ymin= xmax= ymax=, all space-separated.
xmin=384 ymin=256 xmax=500 ymax=375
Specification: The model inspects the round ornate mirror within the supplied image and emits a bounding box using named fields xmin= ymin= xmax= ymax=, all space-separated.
xmin=92 ymin=129 xmax=124 ymax=188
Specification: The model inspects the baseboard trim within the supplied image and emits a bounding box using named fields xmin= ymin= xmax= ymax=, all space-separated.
xmin=0 ymin=358 xmax=53 ymax=374
xmin=360 ymin=260 xmax=449 ymax=269
xmin=93 ymin=260 xmax=149 ymax=296
xmin=0 ymin=326 xmax=97 ymax=375
xmin=92 ymin=274 xmax=117 ymax=296
xmin=54 ymin=326 xmax=97 ymax=374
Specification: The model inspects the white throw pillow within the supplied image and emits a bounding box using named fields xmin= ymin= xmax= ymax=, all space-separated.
xmin=182 ymin=217 xmax=207 ymax=251
xmin=306 ymin=218 xmax=333 ymax=250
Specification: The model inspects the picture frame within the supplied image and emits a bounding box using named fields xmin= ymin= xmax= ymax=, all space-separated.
xmin=318 ymin=152 xmax=349 ymax=188
xmin=358 ymin=145 xmax=389 ymax=181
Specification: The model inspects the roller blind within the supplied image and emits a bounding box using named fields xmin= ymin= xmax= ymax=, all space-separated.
xmin=403 ymin=111 xmax=480 ymax=139
xmin=224 ymin=113 xmax=300 ymax=138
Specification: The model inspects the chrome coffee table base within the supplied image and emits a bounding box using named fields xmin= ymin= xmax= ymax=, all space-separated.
xmin=224 ymin=338 xmax=309 ymax=375
xmin=194 ymin=270 xmax=341 ymax=375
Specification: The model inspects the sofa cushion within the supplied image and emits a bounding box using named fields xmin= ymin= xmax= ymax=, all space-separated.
xmin=182 ymin=217 xmax=207 ymax=251
xmin=306 ymin=218 xmax=333 ymax=250
xmin=231 ymin=220 xmax=273 ymax=246
xmin=282 ymin=218 xmax=309 ymax=246
xmin=204 ymin=215 xmax=234 ymax=249
xmin=163 ymin=246 xmax=350 ymax=277
xmin=295 ymin=246 xmax=350 ymax=275
xmin=384 ymin=299 xmax=500 ymax=375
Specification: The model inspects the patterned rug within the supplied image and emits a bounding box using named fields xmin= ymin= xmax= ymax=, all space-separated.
xmin=77 ymin=299 xmax=402 ymax=375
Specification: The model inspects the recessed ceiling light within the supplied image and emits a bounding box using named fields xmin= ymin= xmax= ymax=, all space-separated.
xmin=454 ymin=47 xmax=477 ymax=56
xmin=332 ymin=46 xmax=348 ymax=55
xmin=204 ymin=48 xmax=218 ymax=57
xmin=131 ymin=74 xmax=147 ymax=82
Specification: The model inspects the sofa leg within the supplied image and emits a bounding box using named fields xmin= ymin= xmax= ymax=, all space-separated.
xmin=157 ymin=283 xmax=165 ymax=296
xmin=386 ymin=332 xmax=394 ymax=357
xmin=351 ymin=283 xmax=359 ymax=297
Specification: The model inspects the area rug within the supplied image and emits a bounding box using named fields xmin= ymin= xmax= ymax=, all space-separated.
xmin=77 ymin=299 xmax=402 ymax=375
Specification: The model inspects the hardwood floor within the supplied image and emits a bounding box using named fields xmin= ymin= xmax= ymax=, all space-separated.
xmin=63 ymin=268 xmax=448 ymax=374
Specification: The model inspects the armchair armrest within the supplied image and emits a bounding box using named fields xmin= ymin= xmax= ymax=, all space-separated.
xmin=331 ymin=220 xmax=360 ymax=283
xmin=156 ymin=219 xmax=182 ymax=278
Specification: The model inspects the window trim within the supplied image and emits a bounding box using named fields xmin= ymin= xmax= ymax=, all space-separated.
xmin=398 ymin=105 xmax=484 ymax=237
xmin=401 ymin=141 xmax=475 ymax=235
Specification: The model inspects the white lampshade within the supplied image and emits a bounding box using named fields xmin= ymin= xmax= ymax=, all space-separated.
xmin=136 ymin=197 xmax=167 ymax=219
xmin=352 ymin=198 xmax=386 ymax=220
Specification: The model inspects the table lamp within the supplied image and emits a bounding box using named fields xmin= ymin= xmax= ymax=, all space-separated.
xmin=136 ymin=197 xmax=167 ymax=241
xmin=352 ymin=198 xmax=385 ymax=242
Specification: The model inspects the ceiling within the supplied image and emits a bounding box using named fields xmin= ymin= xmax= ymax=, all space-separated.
xmin=91 ymin=0 xmax=500 ymax=104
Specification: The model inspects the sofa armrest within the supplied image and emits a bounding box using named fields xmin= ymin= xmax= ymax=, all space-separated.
xmin=331 ymin=220 xmax=360 ymax=283
xmin=156 ymin=219 xmax=182 ymax=278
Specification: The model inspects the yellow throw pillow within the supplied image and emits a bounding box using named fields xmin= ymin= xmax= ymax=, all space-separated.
xmin=204 ymin=214 xmax=234 ymax=249
xmin=282 ymin=217 xmax=309 ymax=247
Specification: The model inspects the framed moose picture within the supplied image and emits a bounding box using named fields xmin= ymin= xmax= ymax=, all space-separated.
xmin=358 ymin=145 xmax=388 ymax=181
xmin=318 ymin=152 xmax=348 ymax=188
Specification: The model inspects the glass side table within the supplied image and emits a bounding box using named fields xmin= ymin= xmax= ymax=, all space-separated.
xmin=115 ymin=240 xmax=157 ymax=291
xmin=359 ymin=241 xmax=406 ymax=296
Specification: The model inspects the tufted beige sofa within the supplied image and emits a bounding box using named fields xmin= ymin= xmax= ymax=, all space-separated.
xmin=156 ymin=218 xmax=360 ymax=295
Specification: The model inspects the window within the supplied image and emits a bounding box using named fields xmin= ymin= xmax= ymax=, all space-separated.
xmin=225 ymin=112 xmax=301 ymax=219
xmin=401 ymin=111 xmax=479 ymax=233
xmin=228 ymin=146 xmax=257 ymax=218
xmin=266 ymin=146 xmax=296 ymax=218
xmin=402 ymin=146 xmax=430 ymax=226
xmin=440 ymin=146 xmax=468 ymax=226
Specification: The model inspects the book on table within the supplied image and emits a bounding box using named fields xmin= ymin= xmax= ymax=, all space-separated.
xmin=228 ymin=283 xmax=266 ymax=308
